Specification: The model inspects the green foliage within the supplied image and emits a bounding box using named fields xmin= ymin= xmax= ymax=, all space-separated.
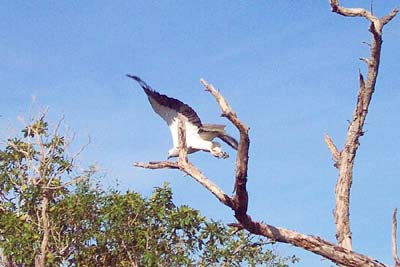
xmin=0 ymin=117 xmax=298 ymax=266
xmin=50 ymin=181 xmax=297 ymax=266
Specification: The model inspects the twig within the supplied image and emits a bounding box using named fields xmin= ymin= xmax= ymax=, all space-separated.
xmin=69 ymin=135 xmax=91 ymax=165
xmin=228 ymin=222 xmax=244 ymax=235
xmin=362 ymin=41 xmax=372 ymax=47
xmin=360 ymin=57 xmax=370 ymax=65
xmin=42 ymin=176 xmax=84 ymax=190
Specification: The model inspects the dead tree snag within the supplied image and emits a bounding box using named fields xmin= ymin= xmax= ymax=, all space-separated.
xmin=134 ymin=2 xmax=398 ymax=266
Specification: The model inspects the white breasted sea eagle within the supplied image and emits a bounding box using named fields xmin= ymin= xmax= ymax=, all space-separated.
xmin=127 ymin=75 xmax=238 ymax=159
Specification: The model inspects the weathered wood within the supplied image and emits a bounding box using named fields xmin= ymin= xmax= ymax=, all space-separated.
xmin=328 ymin=0 xmax=398 ymax=251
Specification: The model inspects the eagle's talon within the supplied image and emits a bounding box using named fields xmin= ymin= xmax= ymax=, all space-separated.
xmin=212 ymin=151 xmax=229 ymax=159
xmin=220 ymin=152 xmax=229 ymax=159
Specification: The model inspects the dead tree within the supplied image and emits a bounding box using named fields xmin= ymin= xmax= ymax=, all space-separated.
xmin=134 ymin=1 xmax=399 ymax=266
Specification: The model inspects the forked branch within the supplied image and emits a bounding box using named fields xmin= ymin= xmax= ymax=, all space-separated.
xmin=134 ymin=79 xmax=388 ymax=267
xmin=200 ymin=79 xmax=249 ymax=215
xmin=134 ymin=2 xmax=398 ymax=266
xmin=326 ymin=0 xmax=398 ymax=251
xmin=330 ymin=0 xmax=398 ymax=34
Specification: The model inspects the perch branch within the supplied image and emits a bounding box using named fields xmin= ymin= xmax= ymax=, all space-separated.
xmin=133 ymin=2 xmax=397 ymax=264
xmin=133 ymin=161 xmax=179 ymax=169
xmin=239 ymin=216 xmax=386 ymax=267
xmin=329 ymin=0 xmax=398 ymax=251
xmin=200 ymin=79 xmax=249 ymax=215
xmin=198 ymin=80 xmax=387 ymax=266
xmin=133 ymin=79 xmax=390 ymax=266
xmin=392 ymin=208 xmax=400 ymax=267
xmin=133 ymin=118 xmax=234 ymax=209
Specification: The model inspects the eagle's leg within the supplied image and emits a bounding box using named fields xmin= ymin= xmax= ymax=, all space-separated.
xmin=210 ymin=142 xmax=229 ymax=159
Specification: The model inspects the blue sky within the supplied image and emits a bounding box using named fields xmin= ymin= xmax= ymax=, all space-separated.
xmin=1 ymin=1 xmax=400 ymax=266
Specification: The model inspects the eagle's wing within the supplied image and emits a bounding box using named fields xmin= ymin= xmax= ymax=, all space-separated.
xmin=218 ymin=134 xmax=238 ymax=150
xmin=200 ymin=124 xmax=238 ymax=150
xmin=127 ymin=75 xmax=202 ymax=147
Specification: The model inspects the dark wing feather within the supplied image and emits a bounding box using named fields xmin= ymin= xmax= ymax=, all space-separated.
xmin=200 ymin=124 xmax=238 ymax=150
xmin=218 ymin=135 xmax=238 ymax=150
xmin=127 ymin=75 xmax=202 ymax=128
xmin=201 ymin=124 xmax=226 ymax=131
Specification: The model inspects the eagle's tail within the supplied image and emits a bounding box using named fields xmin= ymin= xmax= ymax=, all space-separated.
xmin=218 ymin=134 xmax=238 ymax=150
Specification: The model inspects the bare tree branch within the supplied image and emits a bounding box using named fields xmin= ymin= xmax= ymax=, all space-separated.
xmin=392 ymin=208 xmax=400 ymax=267
xmin=134 ymin=119 xmax=234 ymax=209
xmin=328 ymin=0 xmax=398 ymax=251
xmin=134 ymin=160 xmax=234 ymax=208
xmin=200 ymin=79 xmax=249 ymax=214
xmin=325 ymin=133 xmax=340 ymax=166
xmin=330 ymin=0 xmax=376 ymax=22
xmin=330 ymin=0 xmax=398 ymax=35
xmin=133 ymin=2 xmax=398 ymax=266
xmin=42 ymin=176 xmax=84 ymax=190
xmin=134 ymin=161 xmax=179 ymax=169
xmin=380 ymin=9 xmax=399 ymax=26
xmin=237 ymin=216 xmax=386 ymax=267
xmin=133 ymin=80 xmax=389 ymax=266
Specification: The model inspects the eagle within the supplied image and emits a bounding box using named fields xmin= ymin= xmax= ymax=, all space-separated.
xmin=127 ymin=75 xmax=238 ymax=159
